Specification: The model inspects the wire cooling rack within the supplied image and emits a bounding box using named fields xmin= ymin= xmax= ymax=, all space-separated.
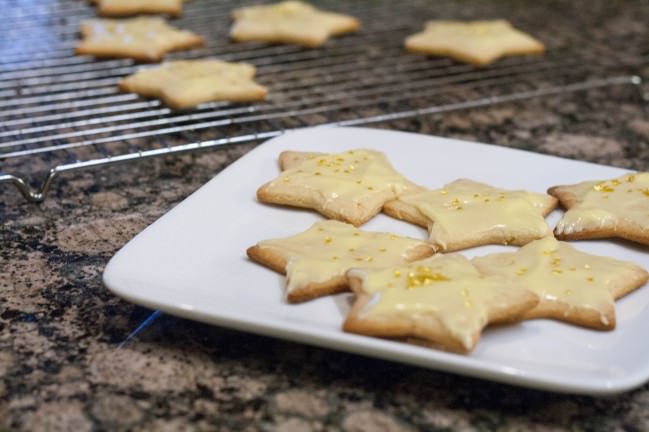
xmin=0 ymin=0 xmax=647 ymax=202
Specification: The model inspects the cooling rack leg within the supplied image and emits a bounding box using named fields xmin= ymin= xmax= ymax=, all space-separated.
xmin=0 ymin=170 xmax=58 ymax=204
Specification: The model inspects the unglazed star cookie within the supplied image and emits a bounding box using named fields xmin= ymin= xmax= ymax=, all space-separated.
xmin=119 ymin=60 xmax=267 ymax=109
xmin=76 ymin=17 xmax=204 ymax=62
xmin=472 ymin=236 xmax=648 ymax=330
xmin=549 ymin=173 xmax=649 ymax=245
xmin=94 ymin=0 xmax=184 ymax=17
xmin=257 ymin=149 xmax=423 ymax=226
xmin=405 ymin=20 xmax=544 ymax=66
xmin=246 ymin=220 xmax=435 ymax=303
xmin=383 ymin=179 xmax=557 ymax=251
xmin=343 ymin=254 xmax=538 ymax=353
xmin=230 ymin=1 xmax=360 ymax=48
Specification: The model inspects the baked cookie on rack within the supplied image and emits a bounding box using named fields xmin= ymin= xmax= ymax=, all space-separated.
xmin=76 ymin=17 xmax=204 ymax=62
xmin=384 ymin=179 xmax=557 ymax=251
xmin=549 ymin=173 xmax=649 ymax=245
xmin=92 ymin=0 xmax=184 ymax=17
xmin=230 ymin=1 xmax=360 ymax=48
xmin=405 ymin=20 xmax=544 ymax=66
xmin=119 ymin=60 xmax=267 ymax=109
xmin=344 ymin=254 xmax=538 ymax=353
xmin=247 ymin=220 xmax=435 ymax=303
xmin=256 ymin=149 xmax=422 ymax=226
xmin=473 ymin=236 xmax=648 ymax=329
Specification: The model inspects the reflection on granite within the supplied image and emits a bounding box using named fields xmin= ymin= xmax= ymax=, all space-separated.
xmin=2 ymin=86 xmax=649 ymax=430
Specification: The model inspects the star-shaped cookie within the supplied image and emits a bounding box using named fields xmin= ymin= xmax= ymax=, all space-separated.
xmin=76 ymin=17 xmax=204 ymax=62
xmin=405 ymin=20 xmax=544 ymax=66
xmin=118 ymin=60 xmax=267 ymax=109
xmin=343 ymin=254 xmax=538 ymax=353
xmin=247 ymin=220 xmax=435 ymax=303
xmin=93 ymin=0 xmax=184 ymax=17
xmin=472 ymin=236 xmax=648 ymax=329
xmin=230 ymin=1 xmax=360 ymax=48
xmin=257 ymin=149 xmax=423 ymax=226
xmin=383 ymin=179 xmax=557 ymax=251
xmin=549 ymin=173 xmax=649 ymax=245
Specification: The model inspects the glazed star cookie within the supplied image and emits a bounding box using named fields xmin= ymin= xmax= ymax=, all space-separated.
xmin=76 ymin=17 xmax=204 ymax=62
xmin=257 ymin=149 xmax=422 ymax=226
xmin=93 ymin=0 xmax=184 ymax=17
xmin=343 ymin=254 xmax=538 ymax=353
xmin=230 ymin=1 xmax=360 ymax=48
xmin=119 ymin=60 xmax=267 ymax=109
xmin=383 ymin=179 xmax=557 ymax=251
xmin=549 ymin=173 xmax=649 ymax=245
xmin=472 ymin=236 xmax=648 ymax=329
xmin=246 ymin=220 xmax=435 ymax=303
xmin=405 ymin=20 xmax=544 ymax=66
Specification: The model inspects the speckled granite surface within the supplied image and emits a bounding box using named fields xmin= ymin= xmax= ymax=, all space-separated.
xmin=3 ymin=81 xmax=649 ymax=431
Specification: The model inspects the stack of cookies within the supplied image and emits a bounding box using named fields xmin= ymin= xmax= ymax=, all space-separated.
xmin=247 ymin=149 xmax=649 ymax=353
xmin=74 ymin=1 xmax=362 ymax=109
xmin=74 ymin=1 xmax=545 ymax=109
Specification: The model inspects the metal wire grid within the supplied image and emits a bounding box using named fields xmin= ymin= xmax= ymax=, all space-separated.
xmin=0 ymin=0 xmax=647 ymax=202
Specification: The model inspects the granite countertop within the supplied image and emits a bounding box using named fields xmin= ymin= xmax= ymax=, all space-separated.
xmin=3 ymin=81 xmax=649 ymax=430
xmin=3 ymin=0 xmax=649 ymax=428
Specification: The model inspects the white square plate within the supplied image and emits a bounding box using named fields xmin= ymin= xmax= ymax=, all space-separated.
xmin=103 ymin=127 xmax=649 ymax=395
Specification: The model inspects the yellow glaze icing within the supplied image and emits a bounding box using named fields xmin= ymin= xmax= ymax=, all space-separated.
xmin=82 ymin=17 xmax=197 ymax=59
xmin=348 ymin=254 xmax=519 ymax=351
xmin=133 ymin=59 xmax=255 ymax=81
xmin=98 ymin=0 xmax=182 ymax=14
xmin=399 ymin=179 xmax=552 ymax=249
xmin=236 ymin=1 xmax=318 ymax=18
xmin=264 ymin=149 xmax=417 ymax=223
xmin=120 ymin=60 xmax=266 ymax=107
xmin=555 ymin=173 xmax=649 ymax=236
xmin=258 ymin=220 xmax=430 ymax=295
xmin=232 ymin=1 xmax=356 ymax=43
xmin=424 ymin=20 xmax=539 ymax=45
xmin=405 ymin=20 xmax=544 ymax=66
xmin=472 ymin=236 xmax=641 ymax=326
